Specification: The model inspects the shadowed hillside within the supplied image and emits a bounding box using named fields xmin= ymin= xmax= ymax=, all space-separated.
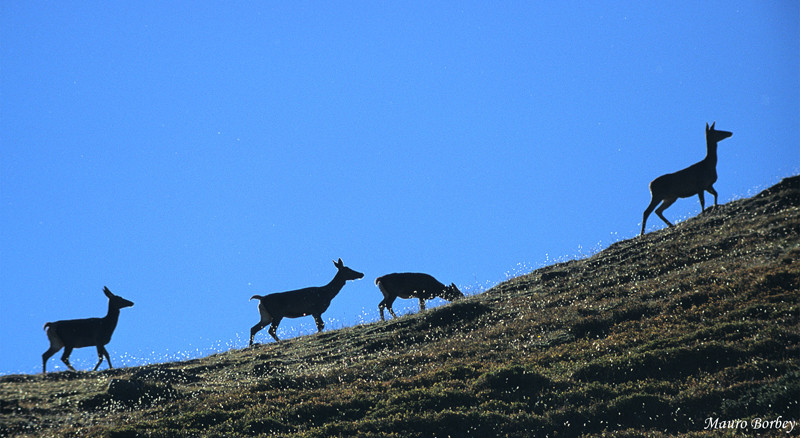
xmin=1 ymin=175 xmax=798 ymax=437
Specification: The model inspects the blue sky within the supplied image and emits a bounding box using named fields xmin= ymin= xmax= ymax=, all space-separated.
xmin=1 ymin=2 xmax=798 ymax=375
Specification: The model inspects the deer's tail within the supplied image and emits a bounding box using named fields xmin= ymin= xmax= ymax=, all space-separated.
xmin=250 ymin=295 xmax=263 ymax=301
xmin=43 ymin=322 xmax=52 ymax=331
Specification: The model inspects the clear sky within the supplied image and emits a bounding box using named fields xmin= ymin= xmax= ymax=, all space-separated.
xmin=1 ymin=2 xmax=798 ymax=375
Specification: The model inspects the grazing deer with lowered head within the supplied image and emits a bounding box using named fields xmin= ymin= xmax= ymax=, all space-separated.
xmin=249 ymin=258 xmax=364 ymax=345
xmin=375 ymin=272 xmax=464 ymax=321
xmin=42 ymin=287 xmax=134 ymax=373
xmin=641 ymin=122 xmax=733 ymax=235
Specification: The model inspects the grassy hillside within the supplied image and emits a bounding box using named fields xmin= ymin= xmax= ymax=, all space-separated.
xmin=2 ymin=176 xmax=798 ymax=437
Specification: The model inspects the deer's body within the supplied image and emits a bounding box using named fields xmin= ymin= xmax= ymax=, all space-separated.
xmin=249 ymin=258 xmax=363 ymax=345
xmin=375 ymin=272 xmax=463 ymax=320
xmin=42 ymin=287 xmax=134 ymax=373
xmin=641 ymin=122 xmax=733 ymax=235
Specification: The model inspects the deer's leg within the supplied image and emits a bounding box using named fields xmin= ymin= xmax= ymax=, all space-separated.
xmin=642 ymin=197 xmax=661 ymax=235
xmin=94 ymin=345 xmax=111 ymax=371
xmin=250 ymin=304 xmax=273 ymax=346
xmin=268 ymin=317 xmax=282 ymax=342
xmin=707 ymin=186 xmax=718 ymax=207
xmin=313 ymin=314 xmax=325 ymax=332
xmin=93 ymin=347 xmax=105 ymax=371
xmin=250 ymin=321 xmax=268 ymax=346
xmin=42 ymin=345 xmax=62 ymax=374
xmin=655 ymin=198 xmax=677 ymax=227
xmin=43 ymin=328 xmax=65 ymax=373
xmin=103 ymin=346 xmax=113 ymax=369
xmin=697 ymin=191 xmax=706 ymax=212
xmin=418 ymin=298 xmax=426 ymax=311
xmin=378 ymin=299 xmax=387 ymax=321
xmin=60 ymin=347 xmax=77 ymax=371
xmin=378 ymin=296 xmax=397 ymax=321
xmin=384 ymin=296 xmax=398 ymax=319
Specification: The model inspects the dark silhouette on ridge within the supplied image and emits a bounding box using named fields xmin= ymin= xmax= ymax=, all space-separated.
xmin=249 ymin=258 xmax=364 ymax=345
xmin=375 ymin=272 xmax=464 ymax=320
xmin=42 ymin=287 xmax=134 ymax=373
xmin=641 ymin=122 xmax=733 ymax=235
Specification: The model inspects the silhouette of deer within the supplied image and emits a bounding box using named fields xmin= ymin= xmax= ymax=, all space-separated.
xmin=249 ymin=258 xmax=364 ymax=345
xmin=42 ymin=287 xmax=134 ymax=373
xmin=375 ymin=272 xmax=464 ymax=320
xmin=641 ymin=122 xmax=733 ymax=235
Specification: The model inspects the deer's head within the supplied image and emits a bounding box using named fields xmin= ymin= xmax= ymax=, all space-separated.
xmin=104 ymin=287 xmax=134 ymax=310
xmin=333 ymin=258 xmax=364 ymax=282
xmin=442 ymin=283 xmax=464 ymax=301
xmin=706 ymin=122 xmax=732 ymax=143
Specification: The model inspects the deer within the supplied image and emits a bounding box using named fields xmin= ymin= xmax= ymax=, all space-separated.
xmin=375 ymin=272 xmax=464 ymax=321
xmin=42 ymin=286 xmax=134 ymax=373
xmin=249 ymin=258 xmax=364 ymax=346
xmin=641 ymin=122 xmax=733 ymax=235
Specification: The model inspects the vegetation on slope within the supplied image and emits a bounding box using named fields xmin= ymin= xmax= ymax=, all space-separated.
xmin=1 ymin=176 xmax=798 ymax=437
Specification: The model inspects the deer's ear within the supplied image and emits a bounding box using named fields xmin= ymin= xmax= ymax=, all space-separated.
xmin=333 ymin=258 xmax=343 ymax=268
xmin=710 ymin=121 xmax=716 ymax=129
xmin=103 ymin=287 xmax=113 ymax=298
xmin=706 ymin=122 xmax=710 ymax=131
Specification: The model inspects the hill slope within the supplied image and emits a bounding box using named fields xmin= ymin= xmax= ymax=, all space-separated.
xmin=2 ymin=176 xmax=798 ymax=437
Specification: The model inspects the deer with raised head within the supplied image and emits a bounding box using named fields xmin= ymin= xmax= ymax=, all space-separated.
xmin=375 ymin=272 xmax=464 ymax=321
xmin=249 ymin=258 xmax=364 ymax=345
xmin=42 ymin=286 xmax=134 ymax=373
xmin=641 ymin=122 xmax=733 ymax=235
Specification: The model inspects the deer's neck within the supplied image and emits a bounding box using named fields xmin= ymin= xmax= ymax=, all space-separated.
xmin=322 ymin=273 xmax=348 ymax=301
xmin=103 ymin=305 xmax=121 ymax=332
xmin=705 ymin=138 xmax=718 ymax=166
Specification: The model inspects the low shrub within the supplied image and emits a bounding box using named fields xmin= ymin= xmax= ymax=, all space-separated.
xmin=474 ymin=364 xmax=550 ymax=402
